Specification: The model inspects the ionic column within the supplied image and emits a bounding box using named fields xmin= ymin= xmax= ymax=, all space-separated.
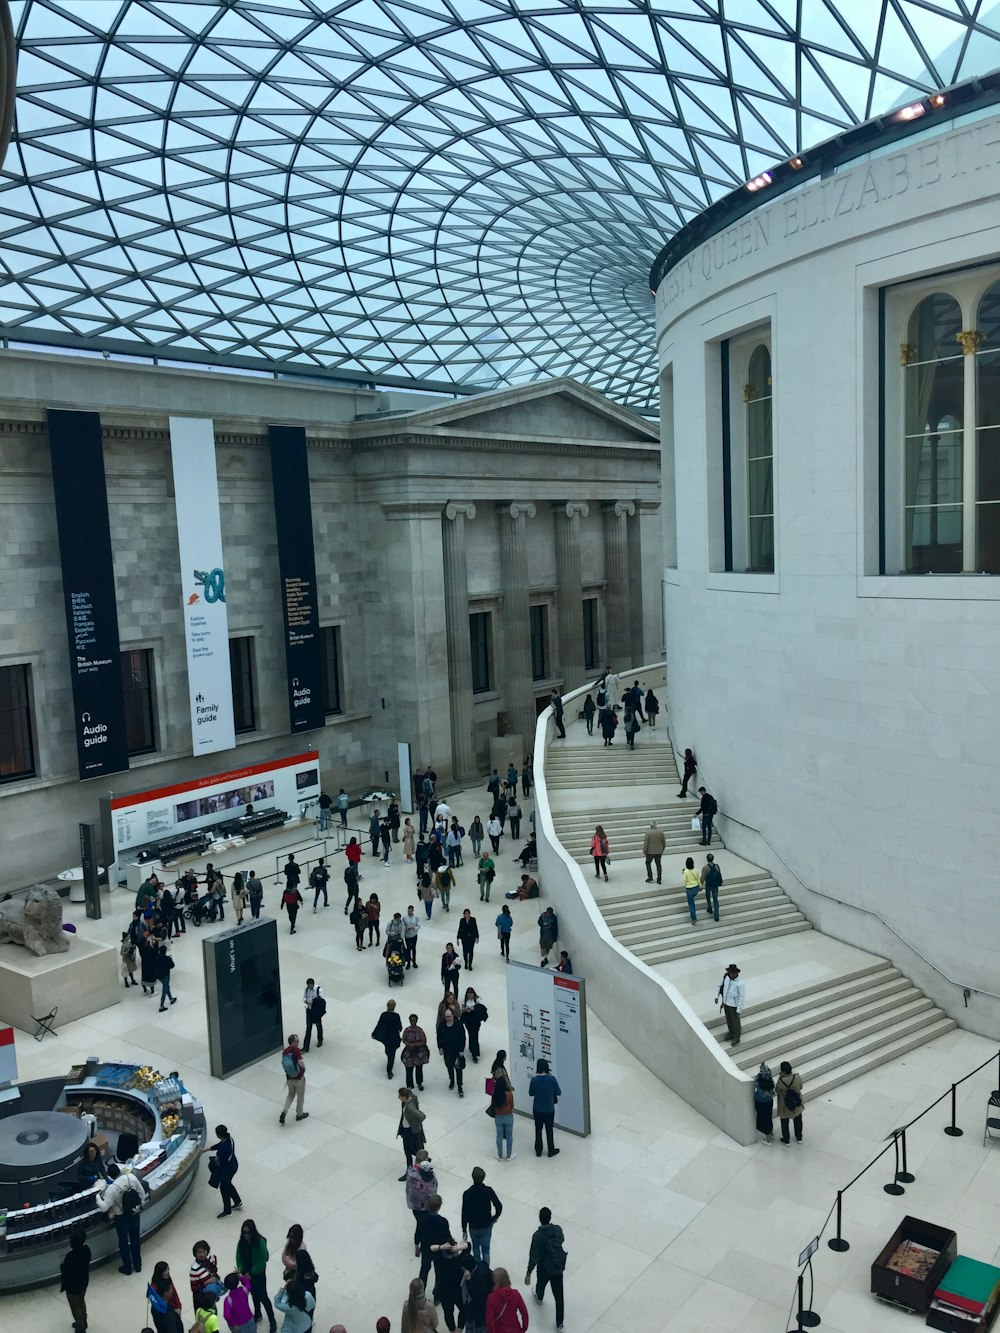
xmin=553 ymin=501 xmax=589 ymax=690
xmin=602 ymin=500 xmax=635 ymax=670
xmin=442 ymin=502 xmax=477 ymax=782
xmin=497 ymin=501 xmax=536 ymax=742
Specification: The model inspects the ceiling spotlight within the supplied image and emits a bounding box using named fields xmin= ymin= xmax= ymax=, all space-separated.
xmin=788 ymin=156 xmax=804 ymax=169
xmin=746 ymin=171 xmax=773 ymax=193
xmin=929 ymin=93 xmax=946 ymax=108
xmin=895 ymin=102 xmax=926 ymax=122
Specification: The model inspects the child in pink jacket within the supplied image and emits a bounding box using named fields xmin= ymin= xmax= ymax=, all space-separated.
xmin=223 ymin=1272 xmax=255 ymax=1333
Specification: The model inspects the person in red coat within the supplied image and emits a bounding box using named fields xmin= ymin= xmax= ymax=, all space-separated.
xmin=485 ymin=1268 xmax=528 ymax=1333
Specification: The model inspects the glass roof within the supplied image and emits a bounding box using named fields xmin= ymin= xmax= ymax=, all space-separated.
xmin=3 ymin=0 xmax=1000 ymax=412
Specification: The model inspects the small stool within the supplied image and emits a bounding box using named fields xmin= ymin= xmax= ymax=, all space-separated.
xmin=32 ymin=1005 xmax=58 ymax=1042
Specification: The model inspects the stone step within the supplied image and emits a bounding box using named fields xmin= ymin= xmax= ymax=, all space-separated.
xmin=565 ymin=837 xmax=722 ymax=861
xmin=554 ymin=817 xmax=707 ymax=837
xmin=607 ymin=889 xmax=791 ymax=936
xmin=618 ymin=906 xmax=806 ymax=953
xmin=603 ymin=882 xmax=782 ymax=922
xmin=599 ymin=873 xmax=777 ymax=910
xmin=806 ymin=1017 xmax=957 ymax=1101
xmin=635 ymin=919 xmax=812 ymax=964
xmin=704 ymin=963 xmax=899 ymax=1035
xmin=547 ymin=775 xmax=680 ymax=789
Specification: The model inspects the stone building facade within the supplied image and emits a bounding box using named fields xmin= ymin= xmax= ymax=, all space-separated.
xmin=0 ymin=351 xmax=661 ymax=891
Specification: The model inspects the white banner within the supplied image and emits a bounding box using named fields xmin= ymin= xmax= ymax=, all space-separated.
xmin=506 ymin=962 xmax=590 ymax=1136
xmin=170 ymin=416 xmax=236 ymax=756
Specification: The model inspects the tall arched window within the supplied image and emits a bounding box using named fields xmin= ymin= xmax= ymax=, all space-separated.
xmin=746 ymin=344 xmax=773 ymax=572
xmin=903 ymin=293 xmax=963 ymax=572
xmin=976 ymin=280 xmax=1000 ymax=571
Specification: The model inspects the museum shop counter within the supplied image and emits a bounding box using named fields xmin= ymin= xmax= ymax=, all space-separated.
xmin=0 ymin=1058 xmax=206 ymax=1290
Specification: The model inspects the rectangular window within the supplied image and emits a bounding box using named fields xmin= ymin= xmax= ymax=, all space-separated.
xmin=721 ymin=330 xmax=774 ymax=572
xmin=320 ymin=625 xmax=343 ymax=716
xmin=529 ymin=604 xmax=548 ymax=680
xmin=0 ymin=664 xmax=35 ymax=783
xmin=121 ymin=648 xmax=156 ymax=755
xmin=582 ymin=597 xmax=599 ymax=670
xmin=229 ymin=637 xmax=257 ymax=734
xmin=469 ymin=612 xmax=493 ymax=693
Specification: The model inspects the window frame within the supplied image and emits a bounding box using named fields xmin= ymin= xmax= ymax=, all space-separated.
xmin=722 ymin=326 xmax=774 ymax=574
xmin=581 ymin=596 xmax=599 ymax=671
xmin=228 ymin=636 xmax=257 ymax=734
xmin=469 ymin=611 xmax=493 ymax=694
xmin=529 ymin=603 xmax=549 ymax=681
xmin=120 ymin=647 xmax=157 ymax=756
xmin=0 ymin=662 xmax=36 ymax=784
xmin=320 ymin=624 xmax=344 ymax=717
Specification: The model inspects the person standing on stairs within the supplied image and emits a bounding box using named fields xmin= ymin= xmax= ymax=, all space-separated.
xmin=590 ymin=826 xmax=610 ymax=880
xmin=550 ymin=688 xmax=566 ymax=739
xmin=697 ymin=786 xmax=717 ymax=845
xmin=777 ymin=1061 xmax=804 ymax=1144
xmin=678 ymin=748 xmax=696 ymax=797
xmin=717 ymin=963 xmax=744 ymax=1046
xmin=681 ymin=857 xmax=701 ymax=924
xmin=701 ymin=853 xmax=723 ymax=921
xmin=643 ymin=821 xmax=666 ymax=884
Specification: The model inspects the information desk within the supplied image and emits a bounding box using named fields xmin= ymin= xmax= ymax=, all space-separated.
xmin=0 ymin=1060 xmax=206 ymax=1290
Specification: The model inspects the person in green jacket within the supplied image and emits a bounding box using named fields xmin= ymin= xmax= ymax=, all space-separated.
xmin=236 ymin=1219 xmax=276 ymax=1332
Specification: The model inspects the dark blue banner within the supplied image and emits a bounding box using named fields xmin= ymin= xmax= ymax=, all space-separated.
xmin=48 ymin=408 xmax=130 ymax=780
xmin=268 ymin=424 xmax=325 ymax=734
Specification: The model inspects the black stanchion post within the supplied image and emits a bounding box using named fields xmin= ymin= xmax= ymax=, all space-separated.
xmin=944 ymin=1083 xmax=964 ymax=1137
xmin=896 ymin=1127 xmax=915 ymax=1184
xmin=884 ymin=1133 xmax=905 ymax=1195
xmin=828 ymin=1191 xmax=850 ymax=1253
xmin=799 ymin=1257 xmax=821 ymax=1328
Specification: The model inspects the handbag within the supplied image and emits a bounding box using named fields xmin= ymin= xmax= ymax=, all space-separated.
xmin=206 ymin=1156 xmax=220 ymax=1189
xmin=484 ymin=1077 xmax=496 ymax=1095
xmin=484 ymin=1104 xmax=497 ymax=1119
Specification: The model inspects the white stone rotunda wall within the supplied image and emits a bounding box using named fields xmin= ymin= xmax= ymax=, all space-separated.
xmin=655 ymin=107 xmax=1000 ymax=1039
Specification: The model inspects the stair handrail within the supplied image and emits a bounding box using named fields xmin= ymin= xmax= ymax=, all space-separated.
xmin=663 ymin=715 xmax=1000 ymax=1005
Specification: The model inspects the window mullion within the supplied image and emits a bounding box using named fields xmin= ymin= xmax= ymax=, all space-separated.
xmin=963 ymin=341 xmax=978 ymax=571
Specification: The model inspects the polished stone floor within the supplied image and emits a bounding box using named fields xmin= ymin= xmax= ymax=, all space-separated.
xmin=5 ymin=778 xmax=1000 ymax=1333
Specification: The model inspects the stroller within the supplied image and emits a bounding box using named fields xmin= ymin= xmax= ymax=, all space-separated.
xmin=385 ymin=950 xmax=406 ymax=985
xmin=188 ymin=893 xmax=218 ymax=927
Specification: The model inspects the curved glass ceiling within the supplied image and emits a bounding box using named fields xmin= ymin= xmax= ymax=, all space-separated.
xmin=3 ymin=1 xmax=1000 ymax=411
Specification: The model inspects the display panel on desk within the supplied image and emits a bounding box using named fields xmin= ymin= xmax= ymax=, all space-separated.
xmin=203 ymin=919 xmax=283 ymax=1078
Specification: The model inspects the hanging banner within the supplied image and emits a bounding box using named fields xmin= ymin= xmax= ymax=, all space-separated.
xmin=268 ymin=424 xmax=325 ymax=734
xmin=48 ymin=408 xmax=130 ymax=780
xmin=169 ymin=416 xmax=235 ymax=756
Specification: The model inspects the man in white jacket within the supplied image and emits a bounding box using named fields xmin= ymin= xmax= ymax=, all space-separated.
xmin=97 ymin=1162 xmax=146 ymax=1274
xmin=718 ymin=963 xmax=745 ymax=1046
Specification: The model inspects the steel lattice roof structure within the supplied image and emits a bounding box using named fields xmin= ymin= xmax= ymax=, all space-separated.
xmin=3 ymin=1 xmax=1000 ymax=412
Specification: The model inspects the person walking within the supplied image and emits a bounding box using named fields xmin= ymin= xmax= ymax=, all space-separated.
xmin=120 ymin=930 xmax=138 ymax=988
xmin=776 ymin=1061 xmax=804 ymax=1145
xmin=155 ymin=941 xmax=177 ymax=1013
xmin=369 ymin=809 xmax=382 ymax=860
xmin=582 ymin=693 xmax=595 ymax=735
xmin=549 ymin=688 xmax=565 ymax=739
xmin=644 ymin=688 xmax=660 ymax=728
xmin=469 ymin=816 xmax=484 ymax=858
xmin=403 ymin=906 xmax=421 ymax=968
xmin=717 ymin=963 xmax=745 ymax=1046
xmin=235 ymin=1219 xmax=277 ymax=1332
xmin=678 ymin=747 xmax=697 ymax=797
xmin=351 ymin=896 xmax=369 ymax=950
xmin=598 ymin=704 xmax=617 ymax=745
xmin=419 ymin=870 xmax=436 ymax=920
xmin=344 ymin=835 xmax=362 ymax=885
xmin=521 ymin=757 xmax=533 ymax=798
xmin=457 ymin=1252 xmax=494 ymax=1333
xmin=302 ymin=979 xmax=326 ymax=1052
xmin=681 ymin=857 xmax=701 ymax=925
xmin=458 ymin=908 xmax=480 ymax=971
xmin=97 ymin=1161 xmax=146 ymax=1274
xmin=697 ymin=786 xmax=717 ymax=844
xmin=753 ymin=1063 xmax=775 ymax=1145
xmin=402 ymin=1014 xmax=430 ymax=1090
xmin=417 ymin=794 xmax=430 ymax=835
xmin=401 ymin=1277 xmax=438 ymax=1333
xmin=494 ymin=906 xmax=513 ymax=962
xmin=379 ymin=816 xmax=392 ymax=866
xmin=461 ymin=1167 xmax=502 ymax=1267
xmin=436 ymin=864 xmax=456 ymax=913
xmin=461 ymin=986 xmax=486 ymax=1061
xmin=477 ymin=852 xmax=495 ymax=903
xmin=446 ymin=822 xmax=463 ymax=869
xmin=279 ymin=1035 xmax=309 ymax=1124
xmin=60 ymin=1224 xmax=91 ymax=1333
xmin=231 ymin=873 xmax=248 ymax=925
xmin=202 ymin=1123 xmax=242 ymax=1218
xmin=280 ymin=882 xmax=302 ymax=935
xmin=336 ymin=788 xmax=349 ymax=826
xmin=344 ymin=856 xmax=361 ymax=917
xmin=385 ymin=910 xmax=405 ymax=958
xmin=623 ymin=704 xmax=640 ymax=749
xmin=283 ymin=856 xmax=302 ymax=895
xmin=406 ymin=1148 xmax=438 ymax=1256
xmin=701 ymin=853 xmax=723 ymax=922
xmin=372 ymin=998 xmax=402 ymax=1078
xmin=367 ymin=892 xmax=382 ymax=947
xmin=528 ymin=1059 xmax=561 ymax=1158
xmin=247 ymin=871 xmax=264 ymax=921
xmin=403 ymin=818 xmax=417 ymax=863
xmin=642 ymin=821 xmax=666 ymax=884
xmin=441 ymin=943 xmax=461 ymax=994
xmin=490 ymin=1052 xmax=515 ymax=1162
xmin=486 ymin=816 xmax=502 ymax=855
xmin=589 ymin=826 xmax=610 ymax=881
xmin=507 ymin=799 xmax=522 ymax=841
xmin=485 ymin=1269 xmax=527 ymax=1333
xmin=537 ymin=907 xmax=558 ymax=964
xmin=397 ymin=1086 xmax=427 ymax=1176
xmin=437 ymin=1008 xmax=467 ymax=1096
xmin=525 ymin=1207 xmax=566 ymax=1332
xmin=309 ymin=859 xmax=329 ymax=912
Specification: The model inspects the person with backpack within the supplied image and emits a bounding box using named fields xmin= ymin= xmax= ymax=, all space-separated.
xmin=60 ymin=1224 xmax=91 ymax=1332
xmin=697 ymin=786 xmax=717 ymax=845
xmin=309 ymin=859 xmax=329 ymax=912
xmin=753 ymin=1062 xmax=775 ymax=1145
xmin=280 ymin=881 xmax=303 ymax=935
xmin=777 ymin=1061 xmax=804 ymax=1144
xmin=97 ymin=1161 xmax=146 ymax=1274
xmin=201 ymin=1123 xmax=242 ymax=1219
xmin=525 ymin=1206 xmax=566 ymax=1331
xmin=302 ymin=979 xmax=326 ymax=1052
xmin=701 ymin=853 xmax=723 ymax=921
xmin=246 ymin=870 xmax=264 ymax=921
xmin=223 ymin=1271 xmax=255 ymax=1333
xmin=589 ymin=825 xmax=610 ymax=880
xmin=278 ymin=1036 xmax=308 ymax=1125
xmin=642 ymin=821 xmax=666 ymax=884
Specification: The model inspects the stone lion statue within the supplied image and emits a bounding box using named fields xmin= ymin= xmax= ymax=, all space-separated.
xmin=0 ymin=886 xmax=69 ymax=956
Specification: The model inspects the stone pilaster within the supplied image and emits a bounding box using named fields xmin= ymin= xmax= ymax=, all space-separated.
xmin=553 ymin=501 xmax=588 ymax=689
xmin=602 ymin=499 xmax=635 ymax=670
xmin=442 ymin=501 xmax=477 ymax=782
xmin=497 ymin=501 xmax=536 ymax=742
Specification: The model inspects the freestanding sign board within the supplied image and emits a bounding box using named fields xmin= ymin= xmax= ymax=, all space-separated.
xmin=79 ymin=822 xmax=101 ymax=920
xmin=203 ymin=918 xmax=283 ymax=1078
xmin=48 ymin=408 xmax=130 ymax=780
xmin=505 ymin=961 xmax=590 ymax=1136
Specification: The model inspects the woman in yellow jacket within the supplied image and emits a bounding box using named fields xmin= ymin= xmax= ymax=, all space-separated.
xmin=681 ymin=857 xmax=701 ymax=925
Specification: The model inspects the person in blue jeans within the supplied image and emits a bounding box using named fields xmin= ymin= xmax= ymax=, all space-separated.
xmin=681 ymin=857 xmax=700 ymax=924
xmin=491 ymin=1053 xmax=516 ymax=1161
xmin=461 ymin=1166 xmax=503 ymax=1266
xmin=494 ymin=906 xmax=513 ymax=961
xmin=528 ymin=1058 xmax=562 ymax=1157
xmin=97 ymin=1163 xmax=145 ymax=1274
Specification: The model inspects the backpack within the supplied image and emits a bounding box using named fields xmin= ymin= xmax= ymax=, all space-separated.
xmin=311 ymin=993 xmax=327 ymax=1018
xmin=120 ymin=1176 xmax=145 ymax=1215
xmin=596 ymin=687 xmax=607 ymax=707
xmin=543 ymin=1234 xmax=567 ymax=1274
xmin=281 ymin=1050 xmax=300 ymax=1078
xmin=753 ymin=1078 xmax=773 ymax=1106
xmin=599 ymin=837 xmax=609 ymax=856
xmin=282 ymin=888 xmax=298 ymax=907
xmin=706 ymin=863 xmax=723 ymax=889
xmin=782 ymin=1080 xmax=802 ymax=1113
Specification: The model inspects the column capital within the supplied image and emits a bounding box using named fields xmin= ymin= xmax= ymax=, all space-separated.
xmin=497 ymin=501 xmax=536 ymax=520
xmin=552 ymin=501 xmax=589 ymax=519
xmin=444 ymin=501 xmax=477 ymax=521
xmin=603 ymin=499 xmax=636 ymax=519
